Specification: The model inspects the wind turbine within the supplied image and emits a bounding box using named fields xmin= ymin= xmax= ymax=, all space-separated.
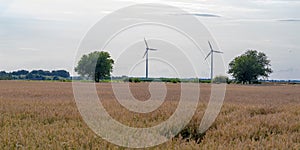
xmin=143 ymin=38 xmax=157 ymax=79
xmin=205 ymin=41 xmax=223 ymax=80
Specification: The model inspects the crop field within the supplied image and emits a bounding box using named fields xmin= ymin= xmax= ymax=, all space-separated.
xmin=0 ymin=80 xmax=299 ymax=149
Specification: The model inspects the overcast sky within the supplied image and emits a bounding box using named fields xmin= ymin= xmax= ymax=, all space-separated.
xmin=0 ymin=0 xmax=299 ymax=79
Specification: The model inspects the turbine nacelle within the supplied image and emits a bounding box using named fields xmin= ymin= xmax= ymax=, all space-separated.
xmin=205 ymin=41 xmax=223 ymax=60
xmin=143 ymin=38 xmax=157 ymax=58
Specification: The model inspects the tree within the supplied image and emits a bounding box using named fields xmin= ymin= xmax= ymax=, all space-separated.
xmin=12 ymin=70 xmax=29 ymax=76
xmin=0 ymin=71 xmax=12 ymax=80
xmin=30 ymin=70 xmax=51 ymax=76
xmin=228 ymin=50 xmax=272 ymax=84
xmin=75 ymin=51 xmax=114 ymax=82
xmin=51 ymin=70 xmax=70 ymax=78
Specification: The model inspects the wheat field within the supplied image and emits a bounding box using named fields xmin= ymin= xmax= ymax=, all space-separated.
xmin=0 ymin=81 xmax=299 ymax=149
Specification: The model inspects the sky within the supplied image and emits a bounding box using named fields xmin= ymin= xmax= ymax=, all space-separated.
xmin=0 ymin=0 xmax=299 ymax=79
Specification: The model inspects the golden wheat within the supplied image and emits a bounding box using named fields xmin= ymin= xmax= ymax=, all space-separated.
xmin=0 ymin=81 xmax=299 ymax=149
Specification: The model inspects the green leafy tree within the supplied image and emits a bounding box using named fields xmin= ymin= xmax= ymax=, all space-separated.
xmin=228 ymin=50 xmax=272 ymax=84
xmin=75 ymin=51 xmax=114 ymax=82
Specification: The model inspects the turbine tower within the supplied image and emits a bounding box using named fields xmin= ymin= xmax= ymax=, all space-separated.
xmin=205 ymin=41 xmax=223 ymax=80
xmin=143 ymin=38 xmax=157 ymax=79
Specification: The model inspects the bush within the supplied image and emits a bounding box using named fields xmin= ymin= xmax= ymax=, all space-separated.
xmin=128 ymin=78 xmax=141 ymax=83
xmin=199 ymin=79 xmax=211 ymax=83
xmin=253 ymin=80 xmax=262 ymax=84
xmin=226 ymin=78 xmax=233 ymax=84
xmin=170 ymin=78 xmax=181 ymax=83
xmin=213 ymin=76 xmax=229 ymax=84
xmin=52 ymin=76 xmax=60 ymax=80
xmin=160 ymin=78 xmax=181 ymax=83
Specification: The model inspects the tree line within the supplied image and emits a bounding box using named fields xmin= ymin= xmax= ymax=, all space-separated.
xmin=0 ymin=49 xmax=273 ymax=84
xmin=75 ymin=50 xmax=273 ymax=84
xmin=0 ymin=70 xmax=70 ymax=80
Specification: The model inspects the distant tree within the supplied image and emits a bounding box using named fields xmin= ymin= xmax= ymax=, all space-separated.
xmin=51 ymin=70 xmax=70 ymax=78
xmin=0 ymin=69 xmax=70 ymax=81
xmin=0 ymin=71 xmax=7 ymax=76
xmin=0 ymin=71 xmax=12 ymax=80
xmin=26 ymin=73 xmax=45 ymax=80
xmin=30 ymin=70 xmax=51 ymax=76
xmin=228 ymin=50 xmax=272 ymax=84
xmin=75 ymin=51 xmax=114 ymax=82
xmin=12 ymin=70 xmax=29 ymax=76
xmin=52 ymin=76 xmax=60 ymax=80
xmin=30 ymin=70 xmax=38 ymax=75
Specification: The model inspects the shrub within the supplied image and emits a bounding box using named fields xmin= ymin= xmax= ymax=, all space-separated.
xmin=170 ymin=78 xmax=181 ymax=83
xmin=160 ymin=78 xmax=181 ymax=83
xmin=128 ymin=78 xmax=141 ymax=83
xmin=199 ymin=79 xmax=211 ymax=83
xmin=213 ymin=75 xmax=229 ymax=84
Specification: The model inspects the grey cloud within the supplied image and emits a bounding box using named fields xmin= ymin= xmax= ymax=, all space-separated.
xmin=173 ymin=13 xmax=221 ymax=18
xmin=278 ymin=19 xmax=300 ymax=22
xmin=277 ymin=68 xmax=298 ymax=73
xmin=191 ymin=13 xmax=221 ymax=18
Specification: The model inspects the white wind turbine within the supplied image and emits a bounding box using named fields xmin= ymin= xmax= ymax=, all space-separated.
xmin=205 ymin=41 xmax=223 ymax=80
xmin=143 ymin=38 xmax=157 ymax=79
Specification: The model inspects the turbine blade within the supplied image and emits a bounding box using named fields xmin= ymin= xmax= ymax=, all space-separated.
xmin=205 ymin=52 xmax=211 ymax=60
xmin=143 ymin=50 xmax=148 ymax=58
xmin=144 ymin=38 xmax=149 ymax=49
xmin=208 ymin=41 xmax=213 ymax=51
xmin=214 ymin=51 xmax=223 ymax=54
